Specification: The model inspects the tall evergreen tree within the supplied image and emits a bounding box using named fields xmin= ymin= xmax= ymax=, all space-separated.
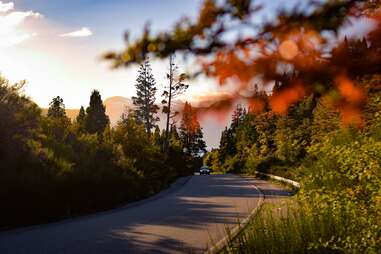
xmin=76 ymin=106 xmax=85 ymax=123
xmin=162 ymin=55 xmax=188 ymax=151
xmin=85 ymin=90 xmax=109 ymax=134
xmin=231 ymin=104 xmax=245 ymax=129
xmin=47 ymin=96 xmax=66 ymax=118
xmin=218 ymin=126 xmax=236 ymax=163
xmin=179 ymin=102 xmax=206 ymax=157
xmin=132 ymin=58 xmax=159 ymax=135
xmin=76 ymin=106 xmax=86 ymax=131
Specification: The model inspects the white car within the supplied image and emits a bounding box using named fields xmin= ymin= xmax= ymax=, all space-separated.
xmin=199 ymin=166 xmax=210 ymax=175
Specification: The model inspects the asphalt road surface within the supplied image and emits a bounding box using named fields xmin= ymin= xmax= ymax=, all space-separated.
xmin=0 ymin=174 xmax=289 ymax=254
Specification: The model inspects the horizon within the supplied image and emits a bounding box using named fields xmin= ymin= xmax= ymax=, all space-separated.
xmin=39 ymin=94 xmax=230 ymax=149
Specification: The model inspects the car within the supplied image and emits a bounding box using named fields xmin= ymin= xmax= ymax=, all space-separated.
xmin=199 ymin=166 xmax=210 ymax=175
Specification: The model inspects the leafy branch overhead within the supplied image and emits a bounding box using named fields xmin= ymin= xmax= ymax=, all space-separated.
xmin=104 ymin=0 xmax=381 ymax=126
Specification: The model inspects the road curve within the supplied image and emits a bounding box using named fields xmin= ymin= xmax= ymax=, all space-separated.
xmin=0 ymin=174 xmax=288 ymax=254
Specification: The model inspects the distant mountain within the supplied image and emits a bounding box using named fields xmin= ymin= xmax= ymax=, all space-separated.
xmin=105 ymin=96 xmax=168 ymax=127
xmin=41 ymin=108 xmax=80 ymax=120
xmin=104 ymin=96 xmax=134 ymax=125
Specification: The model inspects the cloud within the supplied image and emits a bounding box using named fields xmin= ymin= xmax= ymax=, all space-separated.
xmin=189 ymin=91 xmax=233 ymax=107
xmin=0 ymin=2 xmax=42 ymax=48
xmin=60 ymin=27 xmax=93 ymax=37
xmin=0 ymin=1 xmax=14 ymax=13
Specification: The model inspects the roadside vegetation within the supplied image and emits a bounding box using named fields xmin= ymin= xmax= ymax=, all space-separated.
xmin=0 ymin=57 xmax=206 ymax=228
xmin=208 ymin=75 xmax=381 ymax=254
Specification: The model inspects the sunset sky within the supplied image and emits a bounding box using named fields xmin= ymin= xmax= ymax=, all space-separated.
xmin=0 ymin=0 xmax=372 ymax=111
xmin=0 ymin=0 xmax=310 ymax=110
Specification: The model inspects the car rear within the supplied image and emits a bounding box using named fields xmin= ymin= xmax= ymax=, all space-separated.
xmin=199 ymin=166 xmax=210 ymax=175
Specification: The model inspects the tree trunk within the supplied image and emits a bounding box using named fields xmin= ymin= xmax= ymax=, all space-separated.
xmin=164 ymin=55 xmax=174 ymax=152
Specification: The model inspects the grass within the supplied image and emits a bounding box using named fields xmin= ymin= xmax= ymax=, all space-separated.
xmin=222 ymin=201 xmax=348 ymax=254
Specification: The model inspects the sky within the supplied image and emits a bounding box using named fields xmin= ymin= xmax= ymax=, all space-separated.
xmin=0 ymin=0 xmax=310 ymax=110
xmin=1 ymin=0 xmax=372 ymax=148
xmin=0 ymin=0 xmax=203 ymax=108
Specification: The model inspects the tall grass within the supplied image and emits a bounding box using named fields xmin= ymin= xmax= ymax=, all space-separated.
xmin=223 ymin=202 xmax=353 ymax=254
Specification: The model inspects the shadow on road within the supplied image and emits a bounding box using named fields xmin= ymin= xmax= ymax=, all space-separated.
xmin=0 ymin=174 xmax=290 ymax=254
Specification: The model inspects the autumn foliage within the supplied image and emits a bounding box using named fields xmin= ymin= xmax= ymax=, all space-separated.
xmin=104 ymin=0 xmax=381 ymax=126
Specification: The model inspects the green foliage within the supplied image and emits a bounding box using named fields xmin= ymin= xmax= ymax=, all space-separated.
xmin=204 ymin=149 xmax=220 ymax=172
xmin=274 ymin=96 xmax=315 ymax=163
xmin=214 ymin=79 xmax=381 ymax=253
xmin=225 ymin=203 xmax=361 ymax=254
xmin=297 ymin=131 xmax=381 ymax=253
xmin=0 ymin=75 xmax=200 ymax=227
xmin=85 ymin=90 xmax=110 ymax=134
xmin=0 ymin=77 xmax=42 ymax=174
xmin=76 ymin=106 xmax=86 ymax=131
xmin=226 ymin=128 xmax=381 ymax=254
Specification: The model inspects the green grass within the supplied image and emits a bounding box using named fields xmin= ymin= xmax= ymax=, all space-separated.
xmin=222 ymin=201 xmax=349 ymax=254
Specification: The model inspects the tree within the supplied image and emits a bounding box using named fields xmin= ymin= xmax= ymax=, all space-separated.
xmin=218 ymin=127 xmax=236 ymax=164
xmin=152 ymin=126 xmax=162 ymax=147
xmin=0 ymin=76 xmax=41 ymax=170
xmin=132 ymin=58 xmax=159 ymax=135
xmin=85 ymin=90 xmax=109 ymax=134
xmin=46 ymin=96 xmax=70 ymax=142
xmin=76 ymin=106 xmax=86 ymax=131
xmin=179 ymin=102 xmax=206 ymax=157
xmin=231 ymin=104 xmax=245 ymax=129
xmin=76 ymin=106 xmax=86 ymax=124
xmin=47 ymin=96 xmax=66 ymax=119
xmin=162 ymin=55 xmax=189 ymax=151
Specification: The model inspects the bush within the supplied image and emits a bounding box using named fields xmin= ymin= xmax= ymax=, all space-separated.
xmin=224 ymin=155 xmax=245 ymax=173
xmin=297 ymin=130 xmax=381 ymax=253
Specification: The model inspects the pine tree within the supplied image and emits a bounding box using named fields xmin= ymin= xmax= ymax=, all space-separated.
xmin=85 ymin=90 xmax=110 ymax=134
xmin=170 ymin=125 xmax=180 ymax=142
xmin=231 ymin=104 xmax=245 ymax=128
xmin=218 ymin=127 xmax=236 ymax=163
xmin=132 ymin=58 xmax=159 ymax=135
xmin=47 ymin=96 xmax=66 ymax=118
xmin=162 ymin=55 xmax=188 ymax=151
xmin=75 ymin=106 xmax=86 ymax=131
xmin=76 ymin=106 xmax=85 ymax=123
xmin=179 ymin=102 xmax=206 ymax=157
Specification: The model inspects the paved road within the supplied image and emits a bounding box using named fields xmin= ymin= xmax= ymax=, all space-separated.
xmin=0 ymin=174 xmax=289 ymax=254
